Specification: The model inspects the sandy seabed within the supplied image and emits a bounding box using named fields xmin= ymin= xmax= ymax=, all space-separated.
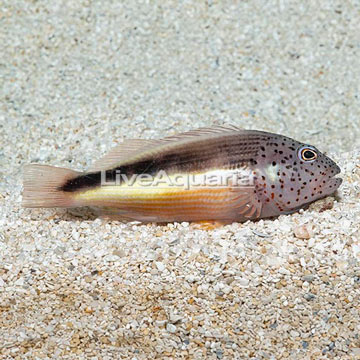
xmin=1 ymin=1 xmax=360 ymax=359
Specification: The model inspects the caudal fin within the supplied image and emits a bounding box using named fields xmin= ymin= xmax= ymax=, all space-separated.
xmin=22 ymin=164 xmax=82 ymax=208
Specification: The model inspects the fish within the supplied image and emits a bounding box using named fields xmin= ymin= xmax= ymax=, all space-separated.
xmin=22 ymin=125 xmax=342 ymax=223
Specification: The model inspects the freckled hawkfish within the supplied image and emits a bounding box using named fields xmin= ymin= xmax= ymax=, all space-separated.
xmin=23 ymin=125 xmax=342 ymax=222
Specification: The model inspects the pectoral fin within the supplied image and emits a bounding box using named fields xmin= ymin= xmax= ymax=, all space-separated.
xmin=230 ymin=186 xmax=262 ymax=219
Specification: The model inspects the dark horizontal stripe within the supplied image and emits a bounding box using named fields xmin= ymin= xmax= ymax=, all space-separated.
xmin=60 ymin=133 xmax=266 ymax=192
xmin=59 ymin=172 xmax=102 ymax=192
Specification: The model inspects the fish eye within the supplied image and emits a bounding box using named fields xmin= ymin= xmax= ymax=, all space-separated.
xmin=298 ymin=146 xmax=318 ymax=162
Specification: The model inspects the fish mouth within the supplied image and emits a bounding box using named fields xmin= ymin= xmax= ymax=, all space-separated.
xmin=325 ymin=177 xmax=342 ymax=193
xmin=323 ymin=166 xmax=343 ymax=195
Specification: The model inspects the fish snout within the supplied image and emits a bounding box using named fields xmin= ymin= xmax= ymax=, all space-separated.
xmin=323 ymin=168 xmax=343 ymax=195
xmin=333 ymin=163 xmax=341 ymax=176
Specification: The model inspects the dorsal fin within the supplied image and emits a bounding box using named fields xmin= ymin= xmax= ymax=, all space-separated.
xmin=161 ymin=124 xmax=244 ymax=142
xmin=88 ymin=125 xmax=245 ymax=172
xmin=89 ymin=139 xmax=160 ymax=172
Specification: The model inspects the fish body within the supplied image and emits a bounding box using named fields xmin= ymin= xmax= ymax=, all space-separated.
xmin=23 ymin=125 xmax=342 ymax=222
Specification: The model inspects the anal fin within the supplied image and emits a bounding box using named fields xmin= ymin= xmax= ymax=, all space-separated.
xmin=95 ymin=206 xmax=160 ymax=222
